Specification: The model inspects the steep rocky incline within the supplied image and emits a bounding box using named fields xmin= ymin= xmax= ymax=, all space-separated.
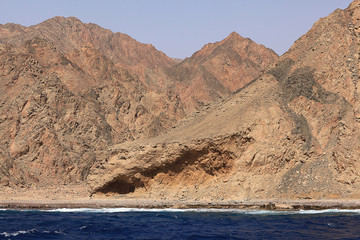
xmin=88 ymin=0 xmax=360 ymax=201
xmin=0 ymin=37 xmax=183 ymax=187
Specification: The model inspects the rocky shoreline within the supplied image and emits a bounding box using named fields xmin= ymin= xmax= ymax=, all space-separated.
xmin=1 ymin=199 xmax=360 ymax=211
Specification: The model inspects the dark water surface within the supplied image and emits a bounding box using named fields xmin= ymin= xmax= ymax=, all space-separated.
xmin=1 ymin=208 xmax=360 ymax=239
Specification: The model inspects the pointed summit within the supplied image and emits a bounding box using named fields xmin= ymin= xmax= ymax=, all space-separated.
xmin=228 ymin=31 xmax=240 ymax=37
xmin=224 ymin=31 xmax=245 ymax=41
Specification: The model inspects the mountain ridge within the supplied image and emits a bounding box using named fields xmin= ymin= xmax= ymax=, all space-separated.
xmin=87 ymin=0 xmax=360 ymax=201
xmin=163 ymin=31 xmax=278 ymax=112
xmin=0 ymin=15 xmax=277 ymax=188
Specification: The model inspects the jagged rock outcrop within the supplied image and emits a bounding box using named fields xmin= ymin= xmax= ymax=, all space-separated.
xmin=88 ymin=0 xmax=360 ymax=201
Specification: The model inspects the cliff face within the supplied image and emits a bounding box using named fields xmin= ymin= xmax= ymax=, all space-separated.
xmin=88 ymin=0 xmax=360 ymax=201
xmin=0 ymin=17 xmax=276 ymax=188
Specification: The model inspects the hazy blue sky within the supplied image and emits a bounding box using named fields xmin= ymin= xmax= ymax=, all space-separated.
xmin=0 ymin=0 xmax=353 ymax=59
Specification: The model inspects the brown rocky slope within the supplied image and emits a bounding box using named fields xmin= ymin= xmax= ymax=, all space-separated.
xmin=88 ymin=0 xmax=360 ymax=202
xmin=0 ymin=29 xmax=183 ymax=187
xmin=161 ymin=32 xmax=278 ymax=112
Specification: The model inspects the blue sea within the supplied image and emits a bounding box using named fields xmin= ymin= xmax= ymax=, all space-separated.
xmin=1 ymin=208 xmax=360 ymax=239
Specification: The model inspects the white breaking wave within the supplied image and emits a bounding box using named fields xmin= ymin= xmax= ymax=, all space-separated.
xmin=46 ymin=208 xmax=212 ymax=213
xmin=0 ymin=229 xmax=65 ymax=237
xmin=298 ymin=209 xmax=360 ymax=214
xmin=42 ymin=208 xmax=360 ymax=215
xmin=0 ymin=229 xmax=37 ymax=237
xmin=46 ymin=208 xmax=276 ymax=214
xmin=1 ymin=207 xmax=360 ymax=214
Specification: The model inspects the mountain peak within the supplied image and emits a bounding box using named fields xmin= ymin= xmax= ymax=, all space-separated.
xmin=46 ymin=16 xmax=82 ymax=24
xmin=225 ymin=31 xmax=244 ymax=41
xmin=167 ymin=29 xmax=278 ymax=113
xmin=0 ymin=16 xmax=176 ymax=70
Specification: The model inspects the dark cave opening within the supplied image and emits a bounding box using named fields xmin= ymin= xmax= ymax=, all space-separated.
xmin=97 ymin=179 xmax=136 ymax=194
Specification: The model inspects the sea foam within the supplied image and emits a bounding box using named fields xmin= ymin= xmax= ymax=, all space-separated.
xmin=41 ymin=208 xmax=360 ymax=215
xmin=46 ymin=208 xmax=274 ymax=214
xmin=1 ymin=207 xmax=360 ymax=215
xmin=0 ymin=229 xmax=37 ymax=237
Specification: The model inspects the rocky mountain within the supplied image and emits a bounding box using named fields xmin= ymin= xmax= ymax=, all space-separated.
xmin=88 ymin=0 xmax=360 ymax=201
xmin=0 ymin=17 xmax=276 ymax=188
xmin=0 ymin=19 xmax=184 ymax=187
xmin=0 ymin=39 xmax=184 ymax=187
xmin=0 ymin=17 xmax=176 ymax=76
xmin=163 ymin=32 xmax=278 ymax=111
